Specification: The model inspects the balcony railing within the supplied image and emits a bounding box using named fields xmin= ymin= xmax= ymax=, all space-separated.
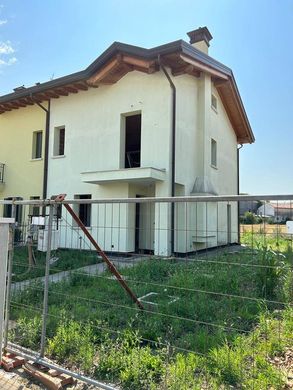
xmin=0 ymin=163 xmax=5 ymax=183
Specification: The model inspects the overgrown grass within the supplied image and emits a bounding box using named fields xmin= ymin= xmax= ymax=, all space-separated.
xmin=241 ymin=230 xmax=293 ymax=256
xmin=12 ymin=247 xmax=99 ymax=282
xmin=9 ymin=239 xmax=293 ymax=389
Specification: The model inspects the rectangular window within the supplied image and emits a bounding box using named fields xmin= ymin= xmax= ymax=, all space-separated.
xmin=29 ymin=196 xmax=41 ymax=217
xmin=123 ymin=113 xmax=141 ymax=168
xmin=211 ymin=138 xmax=217 ymax=167
xmin=74 ymin=194 xmax=91 ymax=227
xmin=3 ymin=197 xmax=23 ymax=224
xmin=211 ymin=94 xmax=217 ymax=111
xmin=32 ymin=131 xmax=43 ymax=159
xmin=54 ymin=126 xmax=65 ymax=156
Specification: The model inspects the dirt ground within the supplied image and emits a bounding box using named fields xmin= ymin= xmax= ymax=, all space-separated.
xmin=240 ymin=223 xmax=288 ymax=234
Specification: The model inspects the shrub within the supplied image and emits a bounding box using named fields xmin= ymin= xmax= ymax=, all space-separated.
xmin=242 ymin=211 xmax=257 ymax=224
xmin=10 ymin=316 xmax=42 ymax=350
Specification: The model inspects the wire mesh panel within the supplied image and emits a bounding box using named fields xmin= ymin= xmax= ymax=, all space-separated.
xmin=1 ymin=195 xmax=292 ymax=389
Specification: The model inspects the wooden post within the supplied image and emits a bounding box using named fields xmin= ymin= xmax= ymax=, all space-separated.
xmin=0 ymin=218 xmax=14 ymax=363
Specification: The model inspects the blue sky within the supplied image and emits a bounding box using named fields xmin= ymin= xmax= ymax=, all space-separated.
xmin=0 ymin=0 xmax=292 ymax=195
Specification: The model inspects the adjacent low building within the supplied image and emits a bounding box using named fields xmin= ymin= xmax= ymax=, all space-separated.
xmin=0 ymin=27 xmax=254 ymax=255
xmin=257 ymin=202 xmax=293 ymax=222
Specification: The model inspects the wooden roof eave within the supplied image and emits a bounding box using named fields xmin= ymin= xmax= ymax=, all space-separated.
xmin=215 ymin=78 xmax=254 ymax=144
xmin=87 ymin=54 xmax=158 ymax=86
xmin=0 ymin=81 xmax=89 ymax=114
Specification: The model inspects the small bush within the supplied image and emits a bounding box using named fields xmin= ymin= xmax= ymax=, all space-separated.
xmin=10 ymin=316 xmax=42 ymax=349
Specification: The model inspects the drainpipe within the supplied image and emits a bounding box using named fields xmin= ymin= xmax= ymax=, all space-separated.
xmin=237 ymin=144 xmax=243 ymax=243
xmin=34 ymin=99 xmax=50 ymax=201
xmin=158 ymin=56 xmax=176 ymax=255
xmin=31 ymin=95 xmax=51 ymax=213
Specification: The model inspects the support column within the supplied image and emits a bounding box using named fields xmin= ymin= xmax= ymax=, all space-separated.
xmin=0 ymin=217 xmax=14 ymax=362
xmin=154 ymin=184 xmax=171 ymax=256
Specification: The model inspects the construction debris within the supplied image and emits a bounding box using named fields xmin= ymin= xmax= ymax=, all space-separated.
xmin=0 ymin=353 xmax=75 ymax=389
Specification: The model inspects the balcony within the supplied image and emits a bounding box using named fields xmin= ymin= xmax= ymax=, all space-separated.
xmin=81 ymin=167 xmax=166 ymax=185
xmin=0 ymin=163 xmax=5 ymax=191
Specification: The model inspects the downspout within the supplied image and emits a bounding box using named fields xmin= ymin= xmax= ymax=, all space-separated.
xmin=158 ymin=55 xmax=176 ymax=254
xmin=33 ymin=99 xmax=51 ymax=201
xmin=31 ymin=95 xmax=51 ymax=214
xmin=237 ymin=144 xmax=243 ymax=243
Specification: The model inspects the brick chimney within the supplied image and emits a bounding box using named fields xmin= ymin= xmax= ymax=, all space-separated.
xmin=187 ymin=27 xmax=213 ymax=54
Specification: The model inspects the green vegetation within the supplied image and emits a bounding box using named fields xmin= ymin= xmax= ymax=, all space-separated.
xmin=12 ymin=247 xmax=99 ymax=282
xmin=240 ymin=211 xmax=263 ymax=224
xmin=242 ymin=230 xmax=293 ymax=255
xmin=9 ymin=234 xmax=293 ymax=389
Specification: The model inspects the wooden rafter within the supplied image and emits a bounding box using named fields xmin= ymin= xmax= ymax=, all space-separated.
xmin=179 ymin=54 xmax=229 ymax=80
xmin=45 ymin=91 xmax=60 ymax=99
xmin=53 ymin=88 xmax=69 ymax=96
xmin=63 ymin=86 xmax=78 ymax=93
xmin=73 ymin=83 xmax=88 ymax=91
xmin=87 ymin=57 xmax=122 ymax=86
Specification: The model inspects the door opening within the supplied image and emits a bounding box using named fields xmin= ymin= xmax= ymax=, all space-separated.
xmin=125 ymin=114 xmax=141 ymax=168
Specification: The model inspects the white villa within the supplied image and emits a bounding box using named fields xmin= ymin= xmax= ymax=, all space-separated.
xmin=0 ymin=27 xmax=254 ymax=255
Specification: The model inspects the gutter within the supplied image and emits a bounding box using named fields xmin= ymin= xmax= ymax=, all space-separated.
xmin=158 ymin=56 xmax=176 ymax=255
xmin=32 ymin=97 xmax=51 ymax=202
xmin=237 ymin=144 xmax=243 ymax=243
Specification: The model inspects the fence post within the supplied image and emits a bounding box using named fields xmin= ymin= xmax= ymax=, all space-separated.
xmin=40 ymin=203 xmax=54 ymax=357
xmin=3 ymin=204 xmax=16 ymax=348
xmin=0 ymin=217 xmax=14 ymax=363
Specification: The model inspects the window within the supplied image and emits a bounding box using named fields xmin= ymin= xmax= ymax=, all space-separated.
xmin=74 ymin=194 xmax=91 ymax=227
xmin=211 ymin=94 xmax=217 ymax=111
xmin=32 ymin=131 xmax=43 ymax=159
xmin=54 ymin=126 xmax=65 ymax=156
xmin=29 ymin=196 xmax=40 ymax=217
xmin=211 ymin=139 xmax=217 ymax=167
xmin=123 ymin=113 xmax=141 ymax=168
xmin=3 ymin=197 xmax=23 ymax=224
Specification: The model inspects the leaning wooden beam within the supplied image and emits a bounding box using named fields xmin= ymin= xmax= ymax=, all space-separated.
xmin=54 ymin=194 xmax=144 ymax=310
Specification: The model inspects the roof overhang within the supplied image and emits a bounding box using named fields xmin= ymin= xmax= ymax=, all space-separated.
xmin=0 ymin=40 xmax=254 ymax=143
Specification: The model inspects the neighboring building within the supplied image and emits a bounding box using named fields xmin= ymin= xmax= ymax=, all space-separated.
xmin=0 ymin=103 xmax=47 ymax=224
xmin=257 ymin=202 xmax=293 ymax=223
xmin=239 ymin=194 xmax=259 ymax=216
xmin=0 ymin=27 xmax=254 ymax=255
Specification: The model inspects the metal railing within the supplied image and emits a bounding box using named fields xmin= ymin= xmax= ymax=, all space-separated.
xmin=0 ymin=194 xmax=292 ymax=389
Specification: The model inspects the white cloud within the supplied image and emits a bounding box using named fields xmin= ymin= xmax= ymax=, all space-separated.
xmin=0 ymin=57 xmax=17 ymax=66
xmin=0 ymin=41 xmax=14 ymax=54
xmin=0 ymin=19 xmax=7 ymax=25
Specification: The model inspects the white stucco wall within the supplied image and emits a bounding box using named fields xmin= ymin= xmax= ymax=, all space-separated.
xmin=47 ymin=69 xmax=239 ymax=254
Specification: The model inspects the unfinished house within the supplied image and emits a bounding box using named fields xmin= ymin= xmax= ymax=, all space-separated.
xmin=0 ymin=27 xmax=254 ymax=255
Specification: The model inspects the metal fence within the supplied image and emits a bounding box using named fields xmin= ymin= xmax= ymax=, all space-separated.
xmin=0 ymin=195 xmax=292 ymax=389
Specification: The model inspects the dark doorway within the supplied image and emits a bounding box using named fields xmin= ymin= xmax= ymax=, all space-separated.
xmin=125 ymin=114 xmax=141 ymax=168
